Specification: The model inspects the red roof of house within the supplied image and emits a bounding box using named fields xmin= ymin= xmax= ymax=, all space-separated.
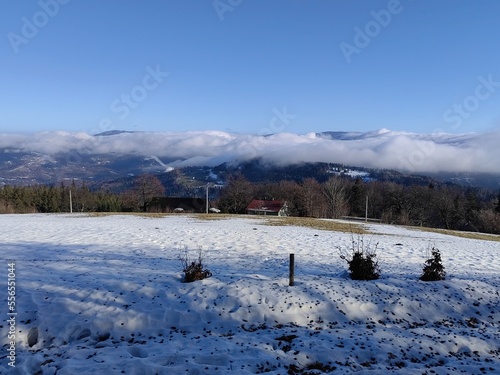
xmin=246 ymin=199 xmax=285 ymax=213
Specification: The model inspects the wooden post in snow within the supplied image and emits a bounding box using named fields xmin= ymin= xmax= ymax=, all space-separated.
xmin=69 ymin=190 xmax=73 ymax=214
xmin=289 ymin=253 xmax=295 ymax=286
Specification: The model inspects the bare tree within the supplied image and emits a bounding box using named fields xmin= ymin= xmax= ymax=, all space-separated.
xmin=322 ymin=176 xmax=349 ymax=219
xmin=274 ymin=180 xmax=302 ymax=216
xmin=300 ymin=178 xmax=323 ymax=217
xmin=432 ymin=186 xmax=457 ymax=229
xmin=134 ymin=174 xmax=166 ymax=212
xmin=496 ymin=190 xmax=500 ymax=216
xmin=218 ymin=174 xmax=254 ymax=214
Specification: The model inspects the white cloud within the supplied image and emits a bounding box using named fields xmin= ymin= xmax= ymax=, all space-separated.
xmin=1 ymin=129 xmax=499 ymax=174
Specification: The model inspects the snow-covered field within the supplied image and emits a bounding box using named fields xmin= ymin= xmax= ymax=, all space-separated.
xmin=1 ymin=214 xmax=499 ymax=375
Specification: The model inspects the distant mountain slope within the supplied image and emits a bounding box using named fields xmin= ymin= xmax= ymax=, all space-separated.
xmin=94 ymin=130 xmax=138 ymax=136
xmin=0 ymin=129 xmax=499 ymax=188
xmin=90 ymin=159 xmax=496 ymax=198
xmin=316 ymin=128 xmax=478 ymax=146
xmin=0 ymin=151 xmax=171 ymax=186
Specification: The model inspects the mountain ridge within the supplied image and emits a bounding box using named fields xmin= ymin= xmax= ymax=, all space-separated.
xmin=0 ymin=129 xmax=499 ymax=189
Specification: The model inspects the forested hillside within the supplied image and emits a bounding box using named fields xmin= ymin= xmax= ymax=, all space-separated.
xmin=2 ymin=172 xmax=500 ymax=234
xmin=217 ymin=174 xmax=500 ymax=234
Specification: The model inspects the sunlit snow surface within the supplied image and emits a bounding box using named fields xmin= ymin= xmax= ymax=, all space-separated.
xmin=1 ymin=214 xmax=499 ymax=374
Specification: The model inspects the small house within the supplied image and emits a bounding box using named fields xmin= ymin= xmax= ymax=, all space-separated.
xmin=246 ymin=199 xmax=288 ymax=216
xmin=148 ymin=197 xmax=207 ymax=213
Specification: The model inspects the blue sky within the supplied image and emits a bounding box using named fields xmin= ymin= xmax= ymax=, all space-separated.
xmin=1 ymin=0 xmax=500 ymax=135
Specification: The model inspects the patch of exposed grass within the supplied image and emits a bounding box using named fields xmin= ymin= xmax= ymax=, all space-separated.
xmin=195 ymin=213 xmax=247 ymax=221
xmin=85 ymin=212 xmax=171 ymax=218
xmin=263 ymin=216 xmax=370 ymax=234
xmin=86 ymin=212 xmax=252 ymax=221
xmin=408 ymin=226 xmax=500 ymax=242
xmin=194 ymin=214 xmax=371 ymax=233
xmin=78 ymin=213 xmax=500 ymax=241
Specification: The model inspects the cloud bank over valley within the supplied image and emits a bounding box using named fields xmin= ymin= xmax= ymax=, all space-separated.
xmin=1 ymin=129 xmax=499 ymax=174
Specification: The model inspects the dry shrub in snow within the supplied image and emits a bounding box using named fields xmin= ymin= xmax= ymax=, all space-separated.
xmin=178 ymin=246 xmax=212 ymax=283
xmin=420 ymin=247 xmax=446 ymax=281
xmin=339 ymin=235 xmax=380 ymax=280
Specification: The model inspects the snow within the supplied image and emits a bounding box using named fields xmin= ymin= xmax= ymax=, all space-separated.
xmin=327 ymin=168 xmax=370 ymax=179
xmin=1 ymin=214 xmax=499 ymax=374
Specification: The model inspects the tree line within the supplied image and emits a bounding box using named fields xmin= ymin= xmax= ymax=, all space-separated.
xmin=0 ymin=175 xmax=165 ymax=214
xmin=2 ymin=173 xmax=500 ymax=234
xmin=216 ymin=174 xmax=500 ymax=234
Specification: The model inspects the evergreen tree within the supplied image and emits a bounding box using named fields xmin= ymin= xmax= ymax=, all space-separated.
xmin=420 ymin=247 xmax=446 ymax=281
xmin=348 ymin=178 xmax=365 ymax=217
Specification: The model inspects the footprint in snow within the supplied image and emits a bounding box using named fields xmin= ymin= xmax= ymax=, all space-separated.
xmin=128 ymin=346 xmax=148 ymax=358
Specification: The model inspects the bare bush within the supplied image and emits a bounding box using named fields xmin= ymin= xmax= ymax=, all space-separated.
xmin=178 ymin=246 xmax=212 ymax=283
xmin=339 ymin=234 xmax=380 ymax=280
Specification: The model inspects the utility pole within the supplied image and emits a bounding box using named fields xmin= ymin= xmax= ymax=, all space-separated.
xmin=69 ymin=190 xmax=73 ymax=214
xmin=206 ymin=183 xmax=209 ymax=214
xmin=365 ymin=195 xmax=368 ymax=222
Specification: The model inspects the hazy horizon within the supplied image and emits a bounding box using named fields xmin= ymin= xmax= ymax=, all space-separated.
xmin=1 ymin=128 xmax=499 ymax=174
xmin=2 ymin=1 xmax=500 ymax=137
